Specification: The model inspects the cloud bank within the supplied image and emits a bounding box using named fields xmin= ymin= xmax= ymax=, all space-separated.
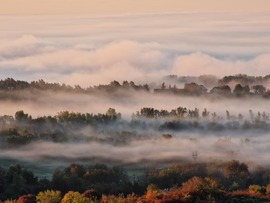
xmin=0 ymin=13 xmax=270 ymax=86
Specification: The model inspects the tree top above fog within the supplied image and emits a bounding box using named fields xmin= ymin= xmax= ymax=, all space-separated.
xmin=1 ymin=74 xmax=270 ymax=98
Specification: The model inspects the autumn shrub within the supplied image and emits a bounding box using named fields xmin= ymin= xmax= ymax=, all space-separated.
xmin=180 ymin=176 xmax=223 ymax=202
xmin=266 ymin=184 xmax=270 ymax=195
xmin=61 ymin=191 xmax=92 ymax=203
xmin=160 ymin=189 xmax=185 ymax=203
xmin=82 ymin=189 xmax=101 ymax=201
xmin=36 ymin=190 xmax=61 ymax=203
xmin=17 ymin=194 xmax=36 ymax=203
xmin=144 ymin=184 xmax=165 ymax=203
xmin=101 ymin=194 xmax=139 ymax=203
xmin=228 ymin=190 xmax=270 ymax=202
xmin=4 ymin=200 xmax=17 ymax=203
xmin=125 ymin=193 xmax=140 ymax=203
xmin=248 ymin=185 xmax=266 ymax=195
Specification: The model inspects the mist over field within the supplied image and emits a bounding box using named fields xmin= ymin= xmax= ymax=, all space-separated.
xmin=0 ymin=88 xmax=270 ymax=170
xmin=1 ymin=131 xmax=270 ymax=166
xmin=1 ymin=90 xmax=270 ymax=119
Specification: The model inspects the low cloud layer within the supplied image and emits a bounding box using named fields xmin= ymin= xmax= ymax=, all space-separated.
xmin=171 ymin=52 xmax=270 ymax=77
xmin=0 ymin=13 xmax=270 ymax=86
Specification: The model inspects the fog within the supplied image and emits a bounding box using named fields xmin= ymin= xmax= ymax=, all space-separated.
xmin=0 ymin=89 xmax=270 ymax=170
xmin=1 ymin=90 xmax=270 ymax=119
xmin=1 ymin=131 xmax=270 ymax=168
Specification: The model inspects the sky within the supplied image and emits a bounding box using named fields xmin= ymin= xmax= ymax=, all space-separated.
xmin=1 ymin=0 xmax=270 ymax=15
xmin=0 ymin=1 xmax=270 ymax=86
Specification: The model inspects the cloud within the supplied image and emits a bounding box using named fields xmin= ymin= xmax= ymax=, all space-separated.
xmin=0 ymin=35 xmax=45 ymax=58
xmin=0 ymin=40 xmax=167 ymax=86
xmin=170 ymin=52 xmax=270 ymax=77
xmin=1 ymin=38 xmax=270 ymax=86
xmin=0 ymin=13 xmax=270 ymax=85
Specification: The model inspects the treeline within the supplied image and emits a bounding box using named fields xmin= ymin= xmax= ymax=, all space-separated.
xmin=0 ymin=78 xmax=149 ymax=93
xmin=133 ymin=106 xmax=270 ymax=132
xmin=165 ymin=74 xmax=270 ymax=88
xmin=0 ymin=106 xmax=270 ymax=146
xmin=156 ymin=74 xmax=270 ymax=97
xmin=1 ymin=74 xmax=270 ymax=98
xmin=154 ymin=81 xmax=270 ymax=97
xmin=1 ymin=160 xmax=270 ymax=202
xmin=0 ymin=108 xmax=121 ymax=146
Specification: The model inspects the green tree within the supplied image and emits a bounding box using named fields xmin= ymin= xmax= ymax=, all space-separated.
xmin=252 ymin=85 xmax=266 ymax=95
xmin=15 ymin=110 xmax=31 ymax=122
xmin=0 ymin=167 xmax=6 ymax=193
xmin=105 ymin=108 xmax=121 ymax=120
xmin=82 ymin=189 xmax=101 ymax=201
xmin=65 ymin=164 xmax=85 ymax=178
xmin=224 ymin=160 xmax=250 ymax=189
xmin=5 ymin=165 xmax=38 ymax=197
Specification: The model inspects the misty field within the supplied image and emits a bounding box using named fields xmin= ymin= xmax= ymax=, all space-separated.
xmin=0 ymin=77 xmax=270 ymax=202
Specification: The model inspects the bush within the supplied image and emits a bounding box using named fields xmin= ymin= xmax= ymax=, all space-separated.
xmin=36 ymin=190 xmax=61 ymax=203
xmin=181 ymin=176 xmax=223 ymax=202
xmin=82 ymin=189 xmax=101 ymax=201
xmin=266 ymin=184 xmax=270 ymax=195
xmin=61 ymin=191 xmax=92 ymax=203
xmin=248 ymin=185 xmax=266 ymax=195
xmin=17 ymin=194 xmax=36 ymax=203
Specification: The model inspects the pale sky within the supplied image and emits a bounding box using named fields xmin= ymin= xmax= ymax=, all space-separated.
xmin=1 ymin=0 xmax=270 ymax=15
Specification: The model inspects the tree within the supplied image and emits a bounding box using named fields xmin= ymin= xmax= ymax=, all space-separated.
xmin=224 ymin=160 xmax=250 ymax=189
xmin=176 ymin=107 xmax=187 ymax=118
xmin=248 ymin=185 xmax=266 ymax=195
xmin=36 ymin=190 xmax=61 ymax=203
xmin=61 ymin=191 xmax=88 ymax=203
xmin=51 ymin=170 xmax=69 ymax=193
xmin=188 ymin=108 xmax=199 ymax=119
xmin=233 ymin=84 xmax=244 ymax=95
xmin=15 ymin=111 xmax=31 ymax=122
xmin=210 ymin=85 xmax=231 ymax=95
xmin=0 ymin=167 xmax=6 ymax=193
xmin=5 ymin=165 xmax=38 ymax=197
xmin=202 ymin=108 xmax=210 ymax=118
xmin=137 ymin=108 xmax=155 ymax=118
xmin=252 ymin=85 xmax=266 ymax=95
xmin=233 ymin=84 xmax=250 ymax=95
xmin=82 ymin=189 xmax=102 ymax=201
xmin=109 ymin=81 xmax=121 ymax=91
xmin=17 ymin=194 xmax=36 ymax=203
xmin=105 ymin=108 xmax=121 ymax=120
xmin=181 ymin=177 xmax=222 ymax=202
xmin=65 ymin=164 xmax=85 ymax=178
xmin=184 ymin=83 xmax=207 ymax=95
xmin=161 ymin=82 xmax=166 ymax=89
xmin=147 ymin=167 xmax=183 ymax=189
xmin=266 ymin=184 xmax=270 ymax=195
